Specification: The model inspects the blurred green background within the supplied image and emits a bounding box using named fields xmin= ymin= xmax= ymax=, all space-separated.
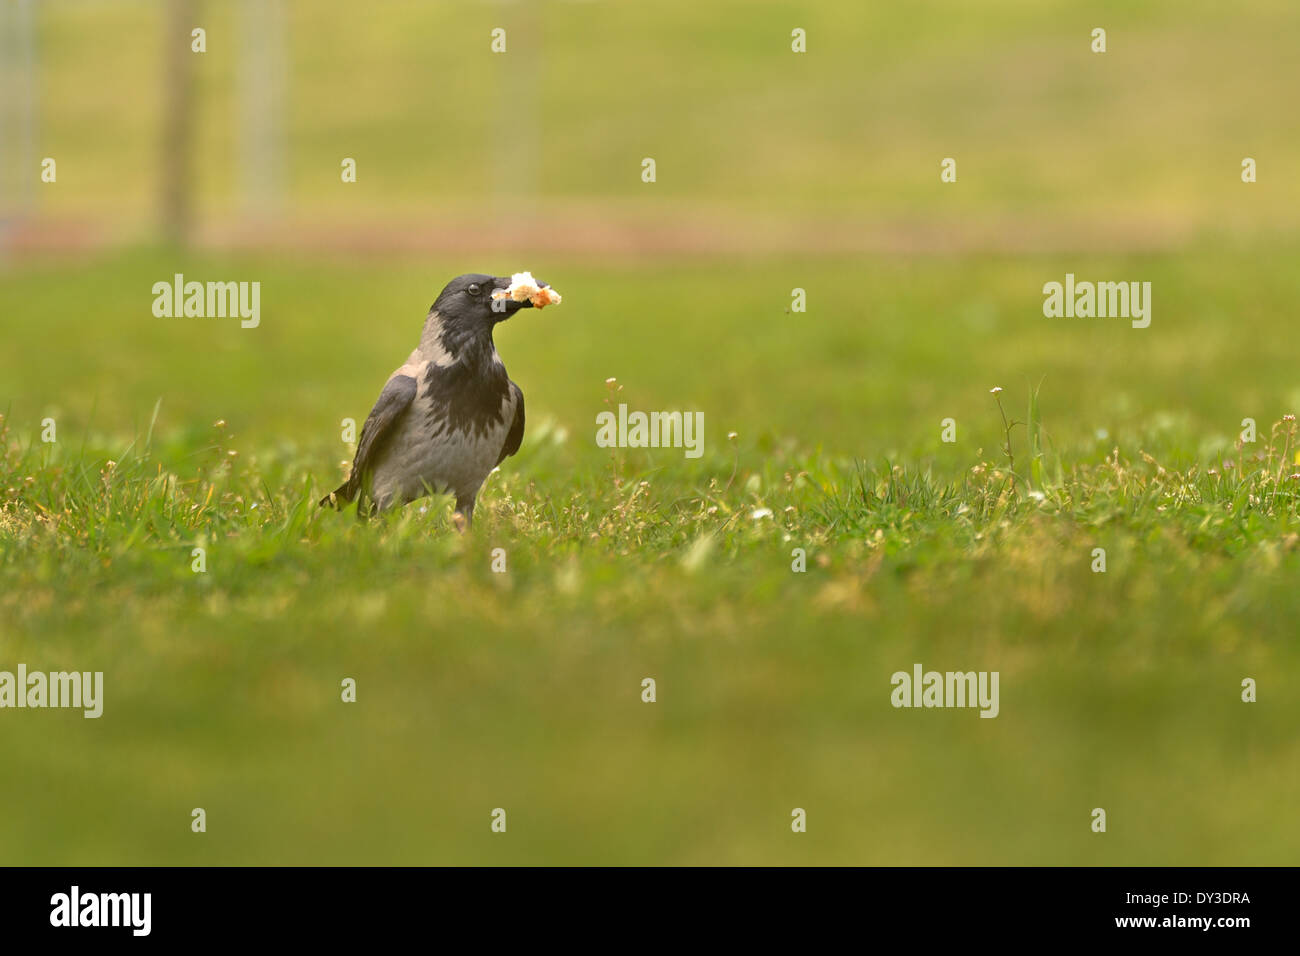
xmin=0 ymin=0 xmax=1298 ymax=865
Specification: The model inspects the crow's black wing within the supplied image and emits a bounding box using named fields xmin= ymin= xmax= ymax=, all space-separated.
xmin=496 ymin=381 xmax=525 ymax=466
xmin=322 ymin=373 xmax=417 ymax=506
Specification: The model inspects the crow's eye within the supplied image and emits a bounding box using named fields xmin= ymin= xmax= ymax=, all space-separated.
xmin=467 ymin=283 xmax=482 ymax=297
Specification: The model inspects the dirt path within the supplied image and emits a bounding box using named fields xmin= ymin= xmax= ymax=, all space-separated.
xmin=0 ymin=207 xmax=1281 ymax=261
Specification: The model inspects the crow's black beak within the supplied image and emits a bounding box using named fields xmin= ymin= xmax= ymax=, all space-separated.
xmin=520 ymin=278 xmax=550 ymax=308
xmin=493 ymin=276 xmax=549 ymax=313
xmin=520 ymin=278 xmax=551 ymax=306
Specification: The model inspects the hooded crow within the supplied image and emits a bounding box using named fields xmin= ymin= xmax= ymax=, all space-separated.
xmin=321 ymin=272 xmax=551 ymax=527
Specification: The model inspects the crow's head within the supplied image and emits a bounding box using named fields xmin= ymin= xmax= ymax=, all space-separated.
xmin=424 ymin=273 xmax=551 ymax=364
xmin=431 ymin=273 xmax=548 ymax=330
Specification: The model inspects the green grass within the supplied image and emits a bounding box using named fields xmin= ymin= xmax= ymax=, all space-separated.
xmin=1 ymin=247 xmax=1298 ymax=864
xmin=4 ymin=0 xmax=1299 ymax=866
xmin=23 ymin=0 xmax=1300 ymax=235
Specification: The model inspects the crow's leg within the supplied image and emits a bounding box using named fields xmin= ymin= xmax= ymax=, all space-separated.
xmin=453 ymin=494 xmax=476 ymax=532
xmin=356 ymin=492 xmax=381 ymax=521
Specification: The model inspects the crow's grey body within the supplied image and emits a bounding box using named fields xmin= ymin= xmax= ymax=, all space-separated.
xmin=322 ymin=273 xmax=536 ymax=525
xmin=364 ymin=354 xmax=523 ymax=514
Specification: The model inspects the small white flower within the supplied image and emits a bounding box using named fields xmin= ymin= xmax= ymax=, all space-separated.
xmin=751 ymin=508 xmax=773 ymax=520
xmin=989 ymin=386 xmax=1003 ymax=395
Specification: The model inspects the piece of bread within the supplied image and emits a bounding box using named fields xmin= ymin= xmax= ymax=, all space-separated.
xmin=492 ymin=271 xmax=562 ymax=309
xmin=530 ymin=286 xmax=562 ymax=308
